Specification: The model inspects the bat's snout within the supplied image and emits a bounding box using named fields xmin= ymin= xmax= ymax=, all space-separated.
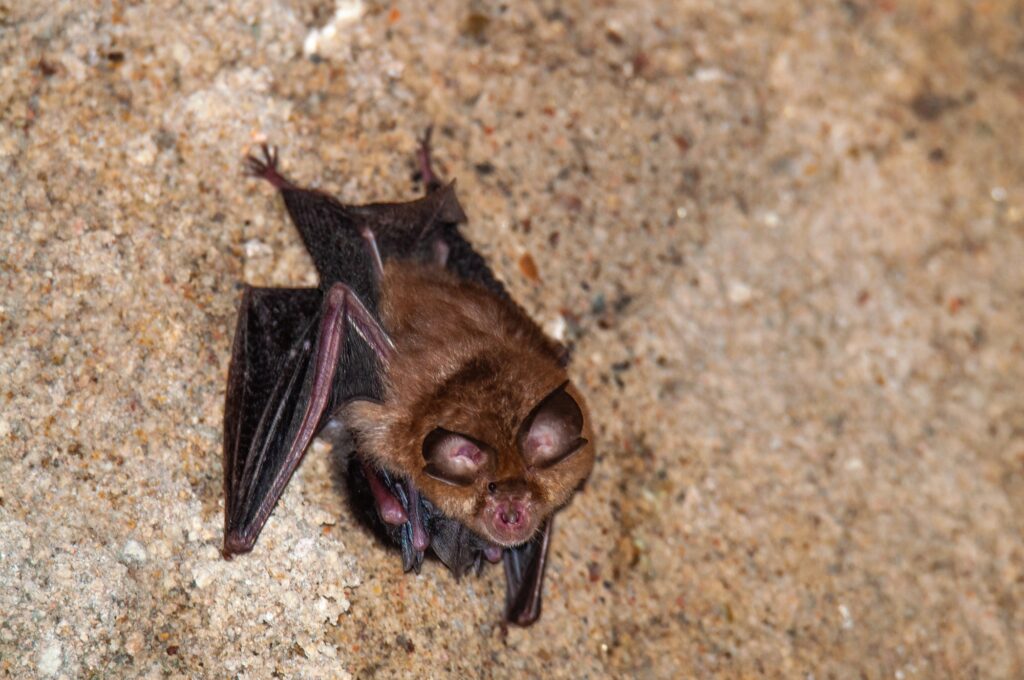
xmin=500 ymin=507 xmax=522 ymax=525
xmin=487 ymin=497 xmax=535 ymax=545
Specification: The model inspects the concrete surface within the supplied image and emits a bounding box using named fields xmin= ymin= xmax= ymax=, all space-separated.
xmin=2 ymin=0 xmax=1022 ymax=677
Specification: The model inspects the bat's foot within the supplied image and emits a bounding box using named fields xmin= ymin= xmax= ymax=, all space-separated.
xmin=415 ymin=126 xmax=442 ymax=194
xmin=246 ymin=144 xmax=293 ymax=189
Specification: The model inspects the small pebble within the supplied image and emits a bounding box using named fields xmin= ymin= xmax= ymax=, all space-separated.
xmin=120 ymin=539 xmax=148 ymax=565
xmin=728 ymin=281 xmax=753 ymax=305
xmin=192 ymin=563 xmax=217 ymax=589
xmin=544 ymin=315 xmax=567 ymax=342
xmin=37 ymin=641 xmax=62 ymax=676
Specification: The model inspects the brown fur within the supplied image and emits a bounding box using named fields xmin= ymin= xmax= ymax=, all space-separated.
xmin=343 ymin=260 xmax=594 ymax=545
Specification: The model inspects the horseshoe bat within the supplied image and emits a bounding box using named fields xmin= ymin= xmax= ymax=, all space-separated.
xmin=222 ymin=134 xmax=595 ymax=626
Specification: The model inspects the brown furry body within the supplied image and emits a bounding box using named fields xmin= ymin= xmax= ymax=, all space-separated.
xmin=344 ymin=260 xmax=594 ymax=546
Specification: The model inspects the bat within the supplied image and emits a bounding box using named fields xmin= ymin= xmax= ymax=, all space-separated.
xmin=222 ymin=132 xmax=595 ymax=626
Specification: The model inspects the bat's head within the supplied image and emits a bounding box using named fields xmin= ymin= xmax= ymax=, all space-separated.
xmin=415 ymin=378 xmax=594 ymax=548
xmin=345 ymin=373 xmax=594 ymax=548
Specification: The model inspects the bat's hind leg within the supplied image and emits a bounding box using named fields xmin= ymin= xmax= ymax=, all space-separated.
xmin=412 ymin=126 xmax=452 ymax=266
xmin=415 ymin=126 xmax=442 ymax=194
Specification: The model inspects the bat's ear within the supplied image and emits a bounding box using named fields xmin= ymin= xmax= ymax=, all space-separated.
xmin=422 ymin=427 xmax=490 ymax=486
xmin=517 ymin=383 xmax=587 ymax=469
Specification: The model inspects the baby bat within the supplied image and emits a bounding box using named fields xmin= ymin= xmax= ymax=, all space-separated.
xmin=221 ymin=134 xmax=595 ymax=626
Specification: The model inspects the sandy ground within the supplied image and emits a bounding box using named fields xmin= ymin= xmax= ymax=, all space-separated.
xmin=2 ymin=1 xmax=1023 ymax=677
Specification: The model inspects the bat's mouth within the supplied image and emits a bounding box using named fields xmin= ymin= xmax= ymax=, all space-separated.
xmin=487 ymin=500 xmax=535 ymax=546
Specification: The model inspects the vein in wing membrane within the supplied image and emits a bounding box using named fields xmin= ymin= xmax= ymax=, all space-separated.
xmin=224 ymin=287 xmax=323 ymax=546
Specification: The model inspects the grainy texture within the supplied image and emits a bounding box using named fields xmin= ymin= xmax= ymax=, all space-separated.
xmin=1 ymin=0 xmax=1022 ymax=678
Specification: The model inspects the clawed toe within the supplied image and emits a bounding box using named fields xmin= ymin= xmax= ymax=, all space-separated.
xmin=245 ymin=144 xmax=290 ymax=189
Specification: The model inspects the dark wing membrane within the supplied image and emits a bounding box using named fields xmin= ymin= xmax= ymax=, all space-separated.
xmin=279 ymin=181 xmax=469 ymax=297
xmin=223 ymin=287 xmax=323 ymax=554
xmin=427 ymin=510 xmax=490 ymax=579
xmin=280 ymin=179 xmax=511 ymax=299
xmin=368 ymin=181 xmax=511 ymax=301
xmin=278 ymin=189 xmax=380 ymax=304
xmin=438 ymin=221 xmax=512 ymax=302
xmin=224 ymin=285 xmax=388 ymax=556
xmin=330 ymin=326 xmax=384 ymax=412
xmin=503 ymin=519 xmax=553 ymax=626
xmin=348 ymin=181 xmax=466 ymax=260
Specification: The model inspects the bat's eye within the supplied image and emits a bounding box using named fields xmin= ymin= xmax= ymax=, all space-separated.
xmin=422 ymin=427 xmax=489 ymax=486
xmin=517 ymin=383 xmax=587 ymax=469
